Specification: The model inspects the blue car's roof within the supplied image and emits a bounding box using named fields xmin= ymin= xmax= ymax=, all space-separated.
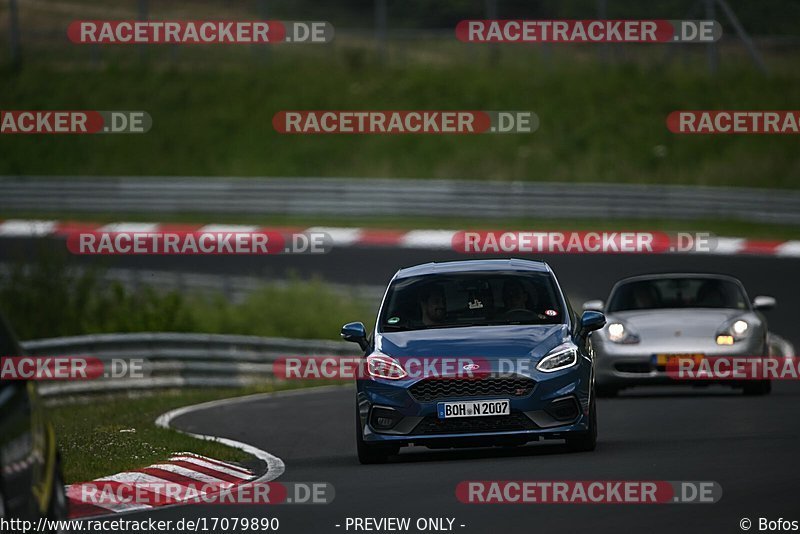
xmin=395 ymin=258 xmax=552 ymax=279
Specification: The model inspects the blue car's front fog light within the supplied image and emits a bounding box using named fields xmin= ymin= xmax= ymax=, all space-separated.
xmin=370 ymin=406 xmax=403 ymax=430
xmin=545 ymin=397 xmax=581 ymax=421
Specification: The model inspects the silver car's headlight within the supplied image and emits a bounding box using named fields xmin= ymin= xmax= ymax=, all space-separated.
xmin=716 ymin=318 xmax=750 ymax=345
xmin=537 ymin=345 xmax=579 ymax=373
xmin=732 ymin=320 xmax=749 ymax=336
xmin=606 ymin=322 xmax=640 ymax=344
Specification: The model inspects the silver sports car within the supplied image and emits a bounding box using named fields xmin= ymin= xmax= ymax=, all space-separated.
xmin=584 ymin=273 xmax=776 ymax=396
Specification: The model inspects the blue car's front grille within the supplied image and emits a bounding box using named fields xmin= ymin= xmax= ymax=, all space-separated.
xmin=408 ymin=376 xmax=536 ymax=402
xmin=413 ymin=413 xmax=538 ymax=434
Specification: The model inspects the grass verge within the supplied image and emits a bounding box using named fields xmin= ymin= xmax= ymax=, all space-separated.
xmin=46 ymin=382 xmax=333 ymax=484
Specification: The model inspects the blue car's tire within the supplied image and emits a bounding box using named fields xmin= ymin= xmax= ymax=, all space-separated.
xmin=355 ymin=406 xmax=399 ymax=464
xmin=566 ymin=394 xmax=597 ymax=452
xmin=596 ymin=385 xmax=619 ymax=398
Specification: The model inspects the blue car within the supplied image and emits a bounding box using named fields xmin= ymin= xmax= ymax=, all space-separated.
xmin=341 ymin=259 xmax=606 ymax=463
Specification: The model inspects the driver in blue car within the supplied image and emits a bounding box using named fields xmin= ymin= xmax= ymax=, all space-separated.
xmin=502 ymin=279 xmax=547 ymax=320
xmin=418 ymin=284 xmax=447 ymax=326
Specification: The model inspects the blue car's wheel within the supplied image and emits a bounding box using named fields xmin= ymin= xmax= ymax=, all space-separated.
xmin=566 ymin=393 xmax=597 ymax=452
xmin=596 ymin=385 xmax=619 ymax=398
xmin=355 ymin=406 xmax=399 ymax=464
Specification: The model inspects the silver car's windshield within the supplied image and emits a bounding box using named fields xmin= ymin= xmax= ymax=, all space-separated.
xmin=607 ymin=277 xmax=749 ymax=312
xmin=380 ymin=271 xmax=564 ymax=331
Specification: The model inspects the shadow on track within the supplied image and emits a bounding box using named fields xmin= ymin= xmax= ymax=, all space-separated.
xmin=385 ymin=441 xmax=589 ymax=465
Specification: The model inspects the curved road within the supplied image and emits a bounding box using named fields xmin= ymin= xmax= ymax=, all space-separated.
xmin=132 ymin=381 xmax=800 ymax=534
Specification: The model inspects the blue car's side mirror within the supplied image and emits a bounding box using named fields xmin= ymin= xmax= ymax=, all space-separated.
xmin=341 ymin=322 xmax=368 ymax=351
xmin=580 ymin=311 xmax=606 ymax=335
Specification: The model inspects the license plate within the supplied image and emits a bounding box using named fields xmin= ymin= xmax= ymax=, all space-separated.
xmin=437 ymin=399 xmax=510 ymax=419
xmin=654 ymin=353 xmax=705 ymax=367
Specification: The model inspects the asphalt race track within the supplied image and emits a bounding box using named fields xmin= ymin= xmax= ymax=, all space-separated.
xmin=33 ymin=241 xmax=799 ymax=534
xmin=119 ymin=382 xmax=800 ymax=534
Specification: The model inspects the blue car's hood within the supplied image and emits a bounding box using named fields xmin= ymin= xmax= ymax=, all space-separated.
xmin=376 ymin=324 xmax=569 ymax=360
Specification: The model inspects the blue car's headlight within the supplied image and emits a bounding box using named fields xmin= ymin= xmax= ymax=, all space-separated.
xmin=366 ymin=351 xmax=408 ymax=380
xmin=536 ymin=345 xmax=579 ymax=373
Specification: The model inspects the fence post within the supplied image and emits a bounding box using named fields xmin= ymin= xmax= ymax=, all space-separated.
xmin=485 ymin=0 xmax=499 ymax=66
xmin=255 ymin=0 xmax=270 ymax=63
xmin=375 ymin=0 xmax=387 ymax=61
xmin=715 ymin=0 xmax=768 ymax=75
xmin=596 ymin=0 xmax=610 ymax=62
xmin=9 ymin=0 xmax=21 ymax=68
xmin=137 ymin=0 xmax=148 ymax=61
xmin=704 ymin=0 xmax=718 ymax=74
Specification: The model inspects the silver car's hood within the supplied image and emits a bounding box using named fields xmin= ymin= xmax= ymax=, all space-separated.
xmin=607 ymin=308 xmax=759 ymax=342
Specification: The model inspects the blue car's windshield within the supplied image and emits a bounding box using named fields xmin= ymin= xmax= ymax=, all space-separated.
xmin=379 ymin=271 xmax=565 ymax=331
xmin=607 ymin=277 xmax=749 ymax=312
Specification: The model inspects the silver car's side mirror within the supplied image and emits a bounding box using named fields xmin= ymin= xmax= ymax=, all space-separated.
xmin=583 ymin=299 xmax=604 ymax=312
xmin=753 ymin=296 xmax=776 ymax=311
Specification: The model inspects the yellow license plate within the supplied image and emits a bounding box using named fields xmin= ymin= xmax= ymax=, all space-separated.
xmin=655 ymin=353 xmax=705 ymax=366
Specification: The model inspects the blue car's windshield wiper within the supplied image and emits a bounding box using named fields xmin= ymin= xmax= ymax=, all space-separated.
xmin=432 ymin=322 xmax=490 ymax=328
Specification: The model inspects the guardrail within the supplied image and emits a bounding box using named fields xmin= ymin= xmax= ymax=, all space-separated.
xmin=21 ymin=333 xmax=360 ymax=397
xmin=3 ymin=177 xmax=800 ymax=224
xmin=20 ymin=330 xmax=795 ymax=397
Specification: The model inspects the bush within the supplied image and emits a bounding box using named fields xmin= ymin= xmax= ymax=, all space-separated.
xmin=0 ymin=255 xmax=372 ymax=341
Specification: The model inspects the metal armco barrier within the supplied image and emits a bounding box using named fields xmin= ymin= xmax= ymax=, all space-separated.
xmin=21 ymin=332 xmax=360 ymax=396
xmin=2 ymin=177 xmax=800 ymax=224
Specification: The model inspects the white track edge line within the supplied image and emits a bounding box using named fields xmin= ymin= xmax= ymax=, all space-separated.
xmin=154 ymin=384 xmax=351 ymax=485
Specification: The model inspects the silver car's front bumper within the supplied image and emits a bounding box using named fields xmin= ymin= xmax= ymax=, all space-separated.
xmin=594 ymin=337 xmax=767 ymax=388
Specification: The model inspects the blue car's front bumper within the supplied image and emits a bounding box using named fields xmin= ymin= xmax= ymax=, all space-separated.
xmin=356 ymin=358 xmax=592 ymax=447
